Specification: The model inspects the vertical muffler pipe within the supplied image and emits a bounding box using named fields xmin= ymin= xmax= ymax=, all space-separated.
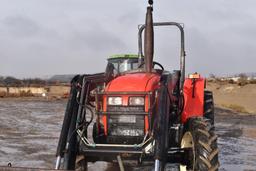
xmin=144 ymin=2 xmax=160 ymax=171
xmin=144 ymin=6 xmax=154 ymax=73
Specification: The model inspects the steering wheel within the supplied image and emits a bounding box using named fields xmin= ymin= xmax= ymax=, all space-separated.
xmin=138 ymin=61 xmax=164 ymax=71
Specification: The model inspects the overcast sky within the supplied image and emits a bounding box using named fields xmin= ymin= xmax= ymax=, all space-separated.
xmin=0 ymin=0 xmax=255 ymax=78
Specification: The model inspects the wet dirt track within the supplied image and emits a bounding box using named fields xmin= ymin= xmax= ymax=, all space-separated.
xmin=215 ymin=108 xmax=256 ymax=171
xmin=0 ymin=99 xmax=256 ymax=171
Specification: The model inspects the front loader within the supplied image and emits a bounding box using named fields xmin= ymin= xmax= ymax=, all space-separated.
xmin=55 ymin=1 xmax=219 ymax=170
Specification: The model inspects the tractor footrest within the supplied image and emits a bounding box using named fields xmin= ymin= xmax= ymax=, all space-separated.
xmin=82 ymin=147 xmax=143 ymax=156
xmin=80 ymin=146 xmax=146 ymax=162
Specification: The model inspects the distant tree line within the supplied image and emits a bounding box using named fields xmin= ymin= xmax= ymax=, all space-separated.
xmin=208 ymin=73 xmax=256 ymax=86
xmin=0 ymin=76 xmax=70 ymax=87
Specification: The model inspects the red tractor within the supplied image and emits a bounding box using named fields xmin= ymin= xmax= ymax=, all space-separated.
xmin=55 ymin=1 xmax=219 ymax=171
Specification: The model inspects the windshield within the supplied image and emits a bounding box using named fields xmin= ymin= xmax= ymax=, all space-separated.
xmin=108 ymin=58 xmax=139 ymax=73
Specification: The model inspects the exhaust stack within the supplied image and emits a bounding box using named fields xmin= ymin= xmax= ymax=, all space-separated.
xmin=144 ymin=5 xmax=154 ymax=73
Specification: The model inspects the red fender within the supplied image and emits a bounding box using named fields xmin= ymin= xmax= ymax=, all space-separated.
xmin=181 ymin=77 xmax=205 ymax=123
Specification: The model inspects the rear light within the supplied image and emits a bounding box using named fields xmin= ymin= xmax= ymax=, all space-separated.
xmin=129 ymin=97 xmax=144 ymax=106
xmin=108 ymin=97 xmax=122 ymax=105
xmin=188 ymin=73 xmax=200 ymax=79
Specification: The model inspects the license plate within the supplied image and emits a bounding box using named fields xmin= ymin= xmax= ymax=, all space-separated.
xmin=118 ymin=115 xmax=136 ymax=123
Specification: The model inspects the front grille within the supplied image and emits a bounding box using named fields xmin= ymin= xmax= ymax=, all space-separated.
xmin=108 ymin=115 xmax=144 ymax=136
xmin=106 ymin=105 xmax=145 ymax=144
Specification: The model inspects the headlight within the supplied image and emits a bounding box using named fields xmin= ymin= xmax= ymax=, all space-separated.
xmin=108 ymin=97 xmax=122 ymax=105
xmin=129 ymin=97 xmax=144 ymax=106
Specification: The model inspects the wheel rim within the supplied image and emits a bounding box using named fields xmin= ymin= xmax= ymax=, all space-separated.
xmin=180 ymin=132 xmax=195 ymax=171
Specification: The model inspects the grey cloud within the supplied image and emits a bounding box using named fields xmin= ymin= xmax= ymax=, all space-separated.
xmin=69 ymin=24 xmax=127 ymax=52
xmin=0 ymin=0 xmax=256 ymax=78
xmin=2 ymin=15 xmax=40 ymax=38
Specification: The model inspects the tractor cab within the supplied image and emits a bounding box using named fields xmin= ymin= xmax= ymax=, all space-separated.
xmin=107 ymin=54 xmax=140 ymax=74
xmin=106 ymin=54 xmax=164 ymax=76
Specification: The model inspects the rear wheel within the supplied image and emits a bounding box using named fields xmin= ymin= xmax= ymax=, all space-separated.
xmin=180 ymin=117 xmax=219 ymax=171
xmin=204 ymin=90 xmax=214 ymax=125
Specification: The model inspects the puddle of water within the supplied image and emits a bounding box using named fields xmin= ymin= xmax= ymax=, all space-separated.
xmin=215 ymin=108 xmax=256 ymax=171
xmin=0 ymin=99 xmax=65 ymax=168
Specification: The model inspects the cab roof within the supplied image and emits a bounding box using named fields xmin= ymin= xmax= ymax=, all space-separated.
xmin=108 ymin=54 xmax=139 ymax=59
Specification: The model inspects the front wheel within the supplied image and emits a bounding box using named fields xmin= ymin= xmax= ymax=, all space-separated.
xmin=180 ymin=117 xmax=219 ymax=171
xmin=64 ymin=153 xmax=88 ymax=171
xmin=75 ymin=155 xmax=88 ymax=171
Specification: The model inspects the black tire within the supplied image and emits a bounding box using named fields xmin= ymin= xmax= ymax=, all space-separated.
xmin=181 ymin=117 xmax=219 ymax=171
xmin=64 ymin=145 xmax=88 ymax=171
xmin=75 ymin=155 xmax=88 ymax=171
xmin=204 ymin=90 xmax=214 ymax=125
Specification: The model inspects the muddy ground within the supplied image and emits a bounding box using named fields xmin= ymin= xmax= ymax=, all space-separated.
xmin=0 ymin=99 xmax=255 ymax=171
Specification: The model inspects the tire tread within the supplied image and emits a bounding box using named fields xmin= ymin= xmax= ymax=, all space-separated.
xmin=184 ymin=117 xmax=219 ymax=171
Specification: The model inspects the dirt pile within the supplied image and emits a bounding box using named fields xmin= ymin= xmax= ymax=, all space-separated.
xmin=0 ymin=86 xmax=70 ymax=99
xmin=207 ymin=82 xmax=256 ymax=114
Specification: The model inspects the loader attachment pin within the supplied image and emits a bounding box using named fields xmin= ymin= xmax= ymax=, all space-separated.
xmin=117 ymin=155 xmax=125 ymax=171
xmin=55 ymin=156 xmax=61 ymax=170
xmin=154 ymin=159 xmax=160 ymax=171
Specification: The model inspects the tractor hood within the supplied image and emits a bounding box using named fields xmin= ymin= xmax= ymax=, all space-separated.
xmin=105 ymin=73 xmax=160 ymax=92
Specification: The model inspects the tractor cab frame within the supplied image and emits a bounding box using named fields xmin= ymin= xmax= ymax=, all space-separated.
xmin=107 ymin=54 xmax=140 ymax=74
